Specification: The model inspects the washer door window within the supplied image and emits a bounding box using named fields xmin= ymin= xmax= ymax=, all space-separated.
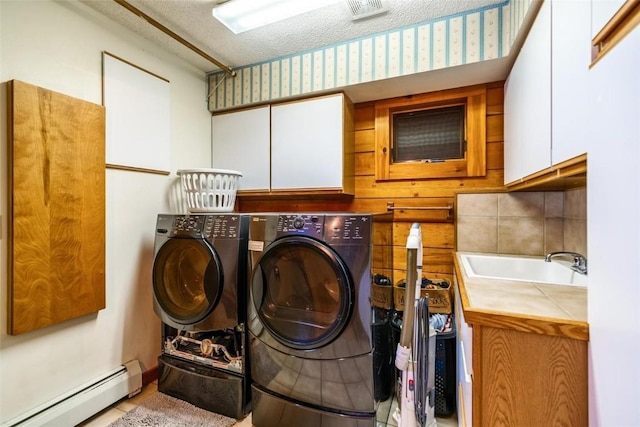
xmin=252 ymin=236 xmax=354 ymax=350
xmin=153 ymin=238 xmax=223 ymax=326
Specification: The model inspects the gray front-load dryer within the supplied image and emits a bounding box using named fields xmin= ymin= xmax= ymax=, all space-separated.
xmin=246 ymin=213 xmax=394 ymax=427
xmin=152 ymin=213 xmax=249 ymax=332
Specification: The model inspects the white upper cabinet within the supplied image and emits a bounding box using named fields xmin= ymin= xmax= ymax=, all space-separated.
xmin=270 ymin=93 xmax=354 ymax=193
xmin=504 ymin=0 xmax=551 ymax=185
xmin=504 ymin=0 xmax=591 ymax=185
xmin=212 ymin=93 xmax=355 ymax=195
xmin=212 ymin=105 xmax=271 ymax=191
xmin=551 ymin=0 xmax=592 ymax=165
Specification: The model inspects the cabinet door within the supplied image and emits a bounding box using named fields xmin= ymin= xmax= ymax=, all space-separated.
xmin=454 ymin=275 xmax=473 ymax=427
xmin=212 ymin=106 xmax=270 ymax=191
xmin=551 ymin=0 xmax=591 ymax=164
xmin=271 ymin=94 xmax=345 ymax=191
xmin=504 ymin=0 xmax=551 ymax=184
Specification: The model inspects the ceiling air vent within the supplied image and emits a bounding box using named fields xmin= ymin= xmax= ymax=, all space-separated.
xmin=346 ymin=0 xmax=387 ymax=21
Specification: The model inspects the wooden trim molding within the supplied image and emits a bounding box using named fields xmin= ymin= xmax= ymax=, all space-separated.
xmin=112 ymin=0 xmax=235 ymax=75
xmin=592 ymin=0 xmax=640 ymax=66
xmin=142 ymin=364 xmax=159 ymax=386
xmin=505 ymin=154 xmax=587 ymax=192
xmin=106 ymin=163 xmax=170 ymax=175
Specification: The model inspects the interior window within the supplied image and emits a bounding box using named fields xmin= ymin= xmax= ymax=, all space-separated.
xmin=393 ymin=104 xmax=465 ymax=162
xmin=374 ymin=85 xmax=487 ymax=181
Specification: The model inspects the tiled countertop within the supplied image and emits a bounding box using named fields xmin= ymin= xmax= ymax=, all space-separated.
xmin=453 ymin=252 xmax=589 ymax=341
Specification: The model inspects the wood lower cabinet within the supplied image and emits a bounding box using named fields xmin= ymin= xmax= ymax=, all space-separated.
xmin=455 ymin=274 xmax=588 ymax=427
xmin=472 ymin=325 xmax=588 ymax=426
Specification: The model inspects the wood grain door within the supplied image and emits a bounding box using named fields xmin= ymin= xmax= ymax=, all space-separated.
xmin=7 ymin=80 xmax=106 ymax=335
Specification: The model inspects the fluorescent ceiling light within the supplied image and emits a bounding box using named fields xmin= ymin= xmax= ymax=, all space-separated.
xmin=212 ymin=0 xmax=343 ymax=34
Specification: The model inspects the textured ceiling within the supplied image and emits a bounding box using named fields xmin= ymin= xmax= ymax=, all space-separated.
xmin=81 ymin=0 xmax=506 ymax=74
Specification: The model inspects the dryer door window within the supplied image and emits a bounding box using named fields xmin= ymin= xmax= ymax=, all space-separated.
xmin=153 ymin=238 xmax=223 ymax=325
xmin=252 ymin=236 xmax=354 ymax=350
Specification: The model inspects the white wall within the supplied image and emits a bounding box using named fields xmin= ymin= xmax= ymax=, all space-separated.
xmin=587 ymin=25 xmax=640 ymax=427
xmin=0 ymin=0 xmax=212 ymax=422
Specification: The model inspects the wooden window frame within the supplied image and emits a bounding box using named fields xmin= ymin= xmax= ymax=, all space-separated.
xmin=374 ymin=85 xmax=487 ymax=181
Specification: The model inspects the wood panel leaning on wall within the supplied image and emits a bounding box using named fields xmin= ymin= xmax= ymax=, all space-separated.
xmin=7 ymin=80 xmax=106 ymax=335
xmin=238 ymin=81 xmax=505 ymax=285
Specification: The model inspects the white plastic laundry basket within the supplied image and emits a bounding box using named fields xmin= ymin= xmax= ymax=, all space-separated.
xmin=177 ymin=168 xmax=242 ymax=213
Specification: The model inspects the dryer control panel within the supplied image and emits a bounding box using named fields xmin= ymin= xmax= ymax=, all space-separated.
xmin=276 ymin=214 xmax=324 ymax=237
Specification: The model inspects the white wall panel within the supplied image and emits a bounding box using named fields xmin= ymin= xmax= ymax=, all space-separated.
xmin=587 ymin=25 xmax=640 ymax=427
xmin=0 ymin=0 xmax=211 ymax=422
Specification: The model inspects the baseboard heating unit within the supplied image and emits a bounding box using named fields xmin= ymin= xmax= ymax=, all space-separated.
xmin=2 ymin=360 xmax=142 ymax=427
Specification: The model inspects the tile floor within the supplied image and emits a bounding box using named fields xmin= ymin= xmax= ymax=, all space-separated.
xmin=79 ymin=381 xmax=457 ymax=427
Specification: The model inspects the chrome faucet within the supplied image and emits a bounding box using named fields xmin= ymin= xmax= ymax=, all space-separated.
xmin=545 ymin=252 xmax=588 ymax=275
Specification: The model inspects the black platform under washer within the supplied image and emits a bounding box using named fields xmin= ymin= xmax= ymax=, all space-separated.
xmin=157 ymin=354 xmax=246 ymax=419
xmin=246 ymin=213 xmax=393 ymax=427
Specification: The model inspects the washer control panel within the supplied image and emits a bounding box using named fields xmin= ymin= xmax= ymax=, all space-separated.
xmin=325 ymin=215 xmax=371 ymax=243
xmin=155 ymin=214 xmax=241 ymax=239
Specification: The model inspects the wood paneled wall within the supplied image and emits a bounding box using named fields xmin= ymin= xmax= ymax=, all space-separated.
xmin=238 ymin=81 xmax=505 ymax=284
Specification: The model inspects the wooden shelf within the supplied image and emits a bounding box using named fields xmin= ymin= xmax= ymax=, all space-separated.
xmin=236 ymin=189 xmax=355 ymax=200
xmin=505 ymin=154 xmax=586 ymax=192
